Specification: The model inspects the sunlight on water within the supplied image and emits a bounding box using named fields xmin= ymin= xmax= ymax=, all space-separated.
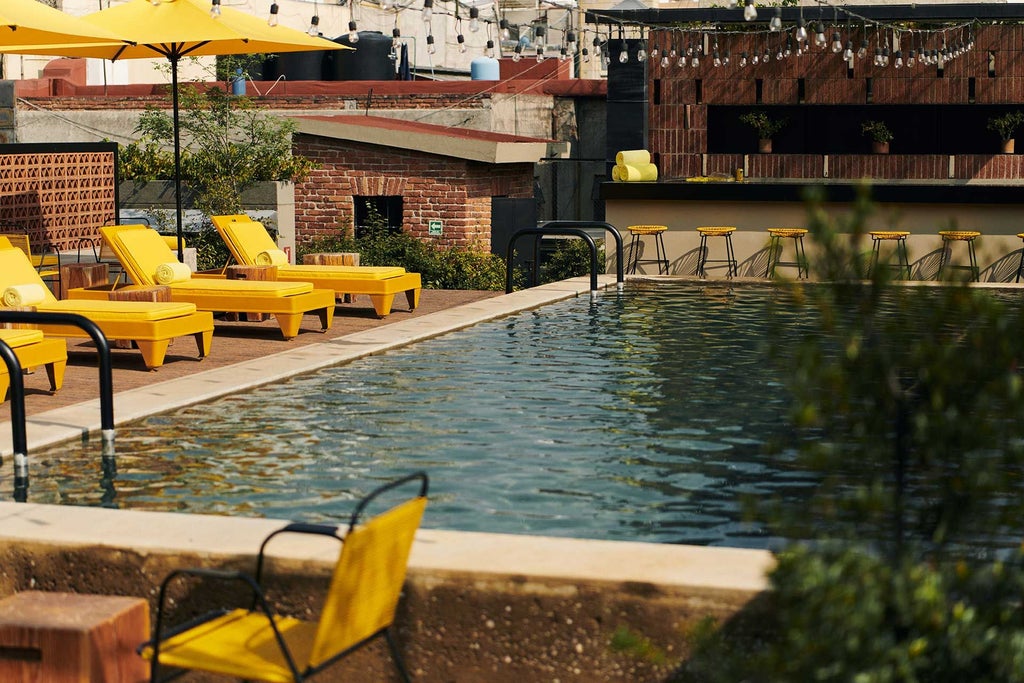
xmin=31 ymin=282 xmax=824 ymax=548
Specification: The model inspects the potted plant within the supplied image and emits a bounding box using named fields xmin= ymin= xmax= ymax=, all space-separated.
xmin=987 ymin=110 xmax=1024 ymax=154
xmin=861 ymin=120 xmax=893 ymax=154
xmin=739 ymin=110 xmax=788 ymax=153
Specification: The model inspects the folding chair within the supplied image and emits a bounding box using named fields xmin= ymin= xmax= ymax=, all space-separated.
xmin=141 ymin=472 xmax=429 ymax=682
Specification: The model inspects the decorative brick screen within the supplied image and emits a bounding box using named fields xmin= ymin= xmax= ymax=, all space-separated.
xmin=0 ymin=143 xmax=117 ymax=252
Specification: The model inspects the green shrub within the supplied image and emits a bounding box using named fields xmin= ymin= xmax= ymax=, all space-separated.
xmin=539 ymin=237 xmax=605 ymax=284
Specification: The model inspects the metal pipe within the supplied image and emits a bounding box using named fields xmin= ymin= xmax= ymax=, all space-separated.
xmin=0 ymin=339 xmax=27 ymax=501
xmin=506 ymin=227 xmax=600 ymax=293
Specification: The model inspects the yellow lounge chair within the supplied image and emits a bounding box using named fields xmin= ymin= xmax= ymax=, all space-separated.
xmin=97 ymin=225 xmax=335 ymax=339
xmin=0 ymin=241 xmax=213 ymax=370
xmin=0 ymin=328 xmax=67 ymax=401
xmin=211 ymin=215 xmax=422 ymax=319
xmin=142 ymin=472 xmax=429 ymax=683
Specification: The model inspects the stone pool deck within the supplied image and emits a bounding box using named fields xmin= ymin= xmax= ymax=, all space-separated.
xmin=0 ymin=277 xmax=773 ymax=681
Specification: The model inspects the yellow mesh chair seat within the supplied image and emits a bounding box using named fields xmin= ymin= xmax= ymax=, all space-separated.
xmin=766 ymin=228 xmax=807 ymax=238
xmin=0 ymin=245 xmax=212 ymax=369
xmin=210 ymin=215 xmax=421 ymax=318
xmin=695 ymin=226 xmax=738 ymax=278
xmin=143 ymin=473 xmax=429 ymax=683
xmin=937 ymin=231 xmax=981 ymax=281
xmin=626 ymin=225 xmax=670 ymax=275
xmin=938 ymin=230 xmax=981 ymax=241
xmin=868 ymin=230 xmax=910 ymax=240
xmin=99 ymin=225 xmax=335 ymax=338
xmin=696 ymin=226 xmax=736 ymax=237
xmin=765 ymin=228 xmax=809 ymax=279
xmin=628 ymin=224 xmax=667 ymax=235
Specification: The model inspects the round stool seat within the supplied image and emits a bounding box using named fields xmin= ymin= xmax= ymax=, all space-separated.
xmin=629 ymin=224 xmax=668 ymax=235
xmin=766 ymin=228 xmax=807 ymax=238
xmin=938 ymin=230 xmax=981 ymax=241
xmin=697 ymin=226 xmax=737 ymax=236
xmin=869 ymin=230 xmax=910 ymax=239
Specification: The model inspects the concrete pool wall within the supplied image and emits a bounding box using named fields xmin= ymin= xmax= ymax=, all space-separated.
xmin=0 ymin=276 xmax=773 ymax=681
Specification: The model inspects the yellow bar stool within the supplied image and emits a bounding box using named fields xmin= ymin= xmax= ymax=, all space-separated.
xmin=696 ymin=226 xmax=738 ymax=278
xmin=765 ymin=228 xmax=808 ymax=279
xmin=868 ymin=231 xmax=911 ymax=280
xmin=937 ymin=230 xmax=981 ymax=281
xmin=626 ymin=224 xmax=670 ymax=274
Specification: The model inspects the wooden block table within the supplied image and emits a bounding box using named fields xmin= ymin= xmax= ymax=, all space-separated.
xmin=0 ymin=591 xmax=149 ymax=682
xmin=226 ymin=264 xmax=278 ymax=321
xmin=302 ymin=252 xmax=360 ymax=266
xmin=60 ymin=263 xmax=109 ymax=300
xmin=107 ymin=286 xmax=172 ymax=348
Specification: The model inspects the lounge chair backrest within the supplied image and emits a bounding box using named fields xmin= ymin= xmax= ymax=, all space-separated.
xmin=211 ymin=215 xmax=278 ymax=266
xmin=0 ymin=246 xmax=59 ymax=304
xmin=100 ymin=225 xmax=181 ymax=287
xmin=307 ymin=495 xmax=427 ymax=667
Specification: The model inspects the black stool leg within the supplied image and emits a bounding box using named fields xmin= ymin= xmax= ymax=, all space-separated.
xmin=656 ymin=231 xmax=668 ymax=274
xmin=968 ymin=240 xmax=979 ymax=281
xmin=1017 ymin=247 xmax=1024 ymax=283
xmin=897 ymin=238 xmax=911 ymax=280
xmin=937 ymin=238 xmax=949 ymax=280
xmin=725 ymin=234 xmax=737 ymax=277
xmin=766 ymin=235 xmax=779 ymax=278
xmin=697 ymin=234 xmax=708 ymax=277
xmin=627 ymin=233 xmax=640 ymax=274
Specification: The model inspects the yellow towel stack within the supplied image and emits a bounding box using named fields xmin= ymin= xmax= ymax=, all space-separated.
xmin=2 ymin=284 xmax=47 ymax=307
xmin=613 ymin=149 xmax=658 ymax=182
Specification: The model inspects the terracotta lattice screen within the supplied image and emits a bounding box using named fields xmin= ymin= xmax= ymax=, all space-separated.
xmin=0 ymin=143 xmax=118 ymax=252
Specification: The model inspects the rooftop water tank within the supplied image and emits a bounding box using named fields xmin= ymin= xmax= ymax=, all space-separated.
xmin=330 ymin=31 xmax=394 ymax=81
xmin=263 ymin=51 xmax=327 ymax=81
xmin=470 ymin=56 xmax=500 ymax=80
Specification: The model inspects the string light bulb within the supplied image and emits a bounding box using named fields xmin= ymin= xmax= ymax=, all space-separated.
xmin=457 ymin=33 xmax=466 ymax=53
xmin=422 ymin=0 xmax=433 ymax=24
xmin=307 ymin=14 xmax=320 ymax=36
xmin=743 ymin=0 xmax=757 ymax=22
xmin=500 ymin=19 xmax=511 ymax=41
xmin=567 ymin=31 xmax=577 ymax=53
xmin=426 ymin=33 xmax=436 ymax=54
xmin=814 ymin=21 xmax=826 ymax=48
xmin=619 ymin=42 xmax=629 ymax=63
xmin=723 ymin=50 xmax=731 ymax=66
xmin=637 ymin=44 xmax=647 ymax=62
xmin=348 ymin=20 xmax=360 ymax=43
xmin=392 ymin=27 xmax=401 ymax=49
xmin=857 ymin=38 xmax=869 ymax=59
xmin=831 ymin=32 xmax=842 ymax=54
xmin=713 ymin=50 xmax=721 ymax=67
xmin=209 ymin=0 xmax=221 ymax=18
xmin=267 ymin=2 xmax=279 ymax=27
xmin=894 ymin=50 xmax=903 ymax=69
xmin=513 ymin=43 xmax=522 ymax=62
xmin=469 ymin=6 xmax=480 ymax=32
xmin=843 ymin=40 xmax=854 ymax=60
xmin=583 ymin=46 xmax=591 ymax=63
xmin=660 ymin=53 xmax=670 ymax=68
xmin=739 ymin=51 xmax=748 ymax=67
xmin=795 ymin=18 xmax=807 ymax=43
xmin=485 ymin=39 xmax=495 ymax=58
xmin=907 ymin=49 xmax=916 ymax=67
xmin=769 ymin=8 xmax=782 ymax=32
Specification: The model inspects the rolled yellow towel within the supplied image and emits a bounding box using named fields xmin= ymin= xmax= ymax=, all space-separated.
xmin=255 ymin=249 xmax=289 ymax=266
xmin=2 ymin=284 xmax=47 ymax=307
xmin=611 ymin=165 xmax=622 ymax=182
xmin=616 ymin=163 xmax=659 ymax=182
xmin=154 ymin=261 xmax=191 ymax=285
xmin=616 ymin=149 xmax=651 ymax=166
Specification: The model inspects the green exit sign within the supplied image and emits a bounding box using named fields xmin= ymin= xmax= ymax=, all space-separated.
xmin=428 ymin=220 xmax=443 ymax=236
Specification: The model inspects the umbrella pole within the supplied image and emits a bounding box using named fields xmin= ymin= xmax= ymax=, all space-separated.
xmin=171 ymin=55 xmax=184 ymax=263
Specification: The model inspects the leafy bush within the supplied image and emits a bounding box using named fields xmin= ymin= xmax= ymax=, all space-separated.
xmin=539 ymin=237 xmax=605 ymax=284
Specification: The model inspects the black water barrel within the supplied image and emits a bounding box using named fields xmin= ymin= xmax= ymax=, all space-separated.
xmin=330 ymin=31 xmax=394 ymax=80
xmin=263 ymin=51 xmax=327 ymax=81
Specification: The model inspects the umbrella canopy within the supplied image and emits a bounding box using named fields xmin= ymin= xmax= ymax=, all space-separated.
xmin=0 ymin=0 xmax=125 ymax=48
xmin=1 ymin=0 xmax=349 ymax=260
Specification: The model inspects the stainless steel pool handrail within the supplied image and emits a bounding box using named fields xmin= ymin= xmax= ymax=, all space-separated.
xmin=0 ymin=311 xmax=115 ymax=457
xmin=505 ymin=221 xmax=624 ymax=294
xmin=0 ymin=339 xmax=28 ymax=500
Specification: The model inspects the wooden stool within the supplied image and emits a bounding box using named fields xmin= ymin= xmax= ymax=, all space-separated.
xmin=108 ymin=285 xmax=173 ymax=348
xmin=302 ymin=252 xmax=360 ymax=266
xmin=60 ymin=262 xmax=109 ymax=300
xmin=869 ymin=231 xmax=911 ymax=280
xmin=937 ymin=230 xmax=980 ymax=281
xmin=0 ymin=591 xmax=149 ymax=682
xmin=765 ymin=228 xmax=808 ymax=279
xmin=696 ymin=226 xmax=738 ymax=278
xmin=626 ymin=225 xmax=669 ymax=275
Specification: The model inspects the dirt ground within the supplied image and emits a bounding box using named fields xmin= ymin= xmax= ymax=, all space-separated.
xmin=5 ymin=289 xmax=501 ymax=420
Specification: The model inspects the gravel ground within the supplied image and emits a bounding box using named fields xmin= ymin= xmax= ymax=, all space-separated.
xmin=5 ymin=289 xmax=501 ymax=420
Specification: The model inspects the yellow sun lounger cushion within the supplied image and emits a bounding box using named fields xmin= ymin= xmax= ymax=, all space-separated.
xmin=0 ymin=328 xmax=67 ymax=400
xmin=39 ymin=299 xmax=198 ymax=321
xmin=211 ymin=215 xmax=422 ymax=318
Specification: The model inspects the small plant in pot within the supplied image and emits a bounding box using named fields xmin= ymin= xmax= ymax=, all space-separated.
xmin=861 ymin=120 xmax=893 ymax=154
xmin=987 ymin=110 xmax=1024 ymax=154
xmin=739 ymin=110 xmax=788 ymax=153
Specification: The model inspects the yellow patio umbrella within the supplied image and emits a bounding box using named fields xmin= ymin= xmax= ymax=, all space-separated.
xmin=2 ymin=0 xmax=350 ymax=260
xmin=0 ymin=0 xmax=125 ymax=47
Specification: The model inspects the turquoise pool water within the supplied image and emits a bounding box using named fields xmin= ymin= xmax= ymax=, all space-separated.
xmin=33 ymin=282 xmax=821 ymax=548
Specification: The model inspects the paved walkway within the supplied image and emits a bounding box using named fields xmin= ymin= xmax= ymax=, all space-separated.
xmin=5 ymin=290 xmax=500 ymax=420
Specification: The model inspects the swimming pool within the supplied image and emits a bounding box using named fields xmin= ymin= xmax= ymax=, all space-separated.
xmin=33 ymin=282 xmax=823 ymax=548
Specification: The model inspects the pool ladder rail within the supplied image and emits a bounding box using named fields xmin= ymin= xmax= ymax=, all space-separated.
xmin=505 ymin=221 xmax=624 ymax=297
xmin=0 ymin=311 xmax=115 ymax=502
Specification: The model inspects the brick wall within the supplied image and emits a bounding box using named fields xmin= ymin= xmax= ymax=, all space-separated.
xmin=293 ymin=134 xmax=534 ymax=252
xmin=649 ymin=24 xmax=1024 ymax=181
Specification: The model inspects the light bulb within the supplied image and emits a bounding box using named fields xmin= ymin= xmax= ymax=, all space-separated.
xmin=422 ymin=0 xmax=433 ymax=23
xmin=619 ymin=47 xmax=628 ymax=63
xmin=882 ymin=47 xmax=890 ymax=67
xmin=536 ymin=45 xmax=544 ymax=61
xmin=743 ymin=0 xmax=757 ymax=22
xmin=469 ymin=7 xmax=480 ymax=32
xmin=267 ymin=2 xmax=279 ymax=27
xmin=763 ymin=48 xmax=771 ymax=63
xmin=831 ymin=32 xmax=842 ymax=53
xmin=677 ymin=55 xmax=686 ymax=68
xmin=458 ymin=34 xmax=466 ymax=53
xmin=660 ymin=54 xmax=670 ymax=68
xmin=637 ymin=45 xmax=647 ymax=62
xmin=894 ymin=50 xmax=903 ymax=69
xmin=560 ymin=47 xmax=568 ymax=61
xmin=691 ymin=54 xmax=700 ymax=67
xmin=583 ymin=47 xmax=591 ymax=63
xmin=740 ymin=51 xmax=748 ymax=67
xmin=843 ymin=40 xmax=853 ymax=60
xmin=874 ymin=47 xmax=882 ymax=66
xmin=348 ymin=21 xmax=359 ymax=43
xmin=669 ymin=45 xmax=677 ymax=58
xmin=567 ymin=31 xmax=577 ymax=52
xmin=795 ymin=19 xmax=807 ymax=42
xmin=426 ymin=34 xmax=436 ymax=54
xmin=513 ymin=44 xmax=522 ymax=62
xmin=814 ymin=22 xmax=826 ymax=48
xmin=751 ymin=53 xmax=759 ymax=65
xmin=776 ymin=47 xmax=783 ymax=61
xmin=485 ymin=39 xmax=494 ymax=58
xmin=785 ymin=39 xmax=793 ymax=57
xmin=857 ymin=39 xmax=868 ymax=59
xmin=907 ymin=49 xmax=916 ymax=67
xmin=723 ymin=51 xmax=731 ymax=66
xmin=392 ymin=27 xmax=401 ymax=49
xmin=500 ymin=19 xmax=511 ymax=41
xmin=713 ymin=50 xmax=721 ymax=67
xmin=769 ymin=8 xmax=782 ymax=32
xmin=307 ymin=14 xmax=319 ymax=36
xmin=209 ymin=0 xmax=221 ymax=18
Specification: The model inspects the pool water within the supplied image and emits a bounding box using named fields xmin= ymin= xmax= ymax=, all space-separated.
xmin=33 ymin=282 xmax=823 ymax=548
